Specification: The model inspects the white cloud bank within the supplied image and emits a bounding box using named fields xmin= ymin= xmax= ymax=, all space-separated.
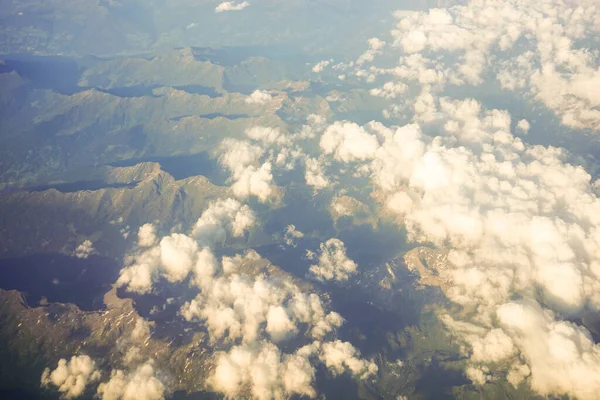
xmin=363 ymin=0 xmax=600 ymax=130
xmin=116 ymin=197 xmax=376 ymax=399
xmin=316 ymin=96 xmax=600 ymax=399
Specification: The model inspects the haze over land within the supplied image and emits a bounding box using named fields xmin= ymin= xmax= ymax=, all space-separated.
xmin=1 ymin=1 xmax=600 ymax=399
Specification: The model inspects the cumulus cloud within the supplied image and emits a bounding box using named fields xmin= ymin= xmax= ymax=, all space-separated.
xmin=320 ymin=121 xmax=379 ymax=163
xmin=138 ymin=224 xmax=157 ymax=248
xmin=245 ymin=90 xmax=272 ymax=104
xmin=318 ymin=340 xmax=378 ymax=379
xmin=308 ymin=238 xmax=358 ymax=282
xmin=230 ymin=162 xmax=273 ymax=202
xmin=97 ymin=361 xmax=165 ymax=400
xmin=516 ymin=119 xmax=530 ymax=134
xmin=283 ymin=224 xmax=304 ymax=247
xmin=41 ymin=355 xmax=101 ymax=399
xmin=304 ymin=157 xmax=330 ymax=190
xmin=192 ymin=198 xmax=256 ymax=243
xmin=312 ymin=60 xmax=332 ymax=73
xmin=73 ymin=240 xmax=95 ymax=259
xmin=215 ymin=1 xmax=249 ymax=13
xmin=218 ymin=138 xmax=274 ymax=201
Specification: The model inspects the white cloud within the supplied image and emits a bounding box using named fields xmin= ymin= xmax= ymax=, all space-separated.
xmin=41 ymin=355 xmax=101 ymax=399
xmin=246 ymin=126 xmax=289 ymax=146
xmin=497 ymin=300 xmax=600 ymax=398
xmin=309 ymin=238 xmax=358 ymax=282
xmin=113 ymin=195 xmax=373 ymax=400
xmin=283 ymin=224 xmax=304 ymax=247
xmin=312 ymin=60 xmax=332 ymax=73
xmin=73 ymin=240 xmax=95 ymax=259
xmin=97 ymin=361 xmax=165 ymax=400
xmin=158 ymin=233 xmax=199 ymax=283
xmin=230 ymin=162 xmax=273 ymax=202
xmin=218 ymin=139 xmax=274 ymax=202
xmin=304 ymin=157 xmax=330 ymax=190
xmin=209 ymin=340 xmax=375 ymax=400
xmin=357 ymin=38 xmax=385 ymax=65
xmin=266 ymin=306 xmax=297 ymax=342
xmin=320 ymin=121 xmax=379 ymax=163
xmin=210 ymin=342 xmax=311 ymax=399
xmin=181 ymin=250 xmax=344 ymax=344
xmin=516 ymin=119 xmax=530 ymax=134
xmin=245 ymin=90 xmax=272 ymax=104
xmin=138 ymin=224 xmax=157 ymax=248
xmin=369 ymin=81 xmax=407 ymax=99
xmin=215 ymin=1 xmax=249 ymax=13
xmin=218 ymin=138 xmax=264 ymax=176
xmin=192 ymin=198 xmax=256 ymax=244
xmin=318 ymin=340 xmax=378 ymax=379
xmin=175 ymin=246 xmax=373 ymax=399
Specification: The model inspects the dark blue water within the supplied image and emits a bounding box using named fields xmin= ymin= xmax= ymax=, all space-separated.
xmin=109 ymin=152 xmax=227 ymax=184
xmin=0 ymin=56 xmax=83 ymax=95
xmin=0 ymin=253 xmax=120 ymax=311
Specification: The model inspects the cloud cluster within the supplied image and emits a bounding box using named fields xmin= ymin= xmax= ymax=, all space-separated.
xmin=359 ymin=0 xmax=600 ymax=130
xmin=127 ymin=226 xmax=374 ymax=398
xmin=41 ymin=317 xmax=165 ymax=400
xmin=215 ymin=1 xmax=249 ymax=13
xmin=315 ymin=96 xmax=600 ymax=398
xmin=41 ymin=355 xmax=101 ymax=399
xmin=308 ymin=238 xmax=358 ymax=282
xmin=73 ymin=240 xmax=95 ymax=259
xmin=220 ymin=116 xmax=330 ymax=194
xmin=181 ymin=249 xmax=346 ymax=344
xmin=97 ymin=362 xmax=165 ymax=400
xmin=357 ymin=38 xmax=385 ymax=65
xmin=117 ymin=198 xmax=255 ymax=294
xmin=114 ymin=191 xmax=376 ymax=399
xmin=209 ymin=339 xmax=376 ymax=400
